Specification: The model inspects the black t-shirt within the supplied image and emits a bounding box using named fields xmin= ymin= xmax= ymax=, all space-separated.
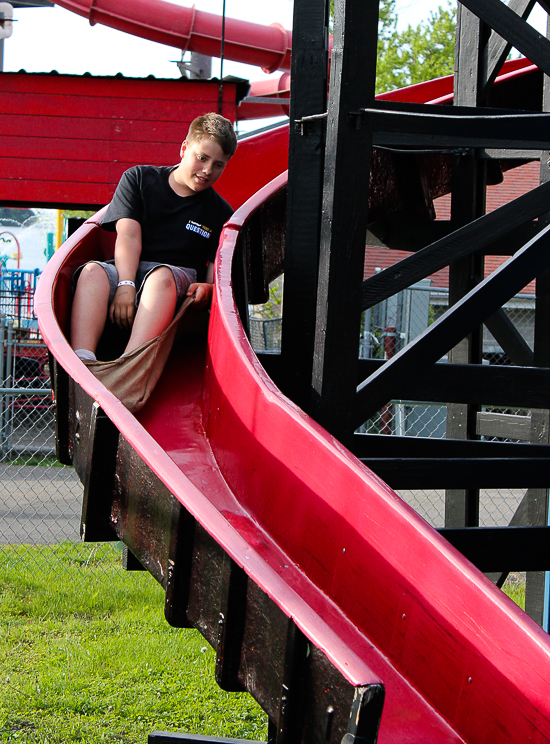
xmin=101 ymin=165 xmax=233 ymax=283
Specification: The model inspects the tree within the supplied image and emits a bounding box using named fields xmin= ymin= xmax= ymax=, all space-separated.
xmin=63 ymin=210 xmax=95 ymax=220
xmin=380 ymin=2 xmax=456 ymax=92
xmin=330 ymin=0 xmax=456 ymax=94
xmin=0 ymin=207 xmax=36 ymax=226
xmin=375 ymin=0 xmax=407 ymax=93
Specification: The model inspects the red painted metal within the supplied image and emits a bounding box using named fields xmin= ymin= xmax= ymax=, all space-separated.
xmin=55 ymin=0 xmax=291 ymax=72
xmin=36 ymin=166 xmax=550 ymax=744
xmin=240 ymin=73 xmax=291 ymax=121
xmin=244 ymin=56 xmax=536 ymax=114
xmin=33 ymin=59 xmax=550 ymax=742
xmin=376 ymin=56 xmax=535 ymax=105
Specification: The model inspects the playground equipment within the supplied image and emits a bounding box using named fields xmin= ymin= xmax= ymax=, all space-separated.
xmin=35 ymin=157 xmax=550 ymax=744
xmin=1 ymin=267 xmax=40 ymax=330
xmin=34 ymin=0 xmax=550 ymax=740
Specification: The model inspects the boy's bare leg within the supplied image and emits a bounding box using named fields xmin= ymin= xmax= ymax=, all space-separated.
xmin=123 ymin=267 xmax=177 ymax=355
xmin=71 ymin=263 xmax=111 ymax=354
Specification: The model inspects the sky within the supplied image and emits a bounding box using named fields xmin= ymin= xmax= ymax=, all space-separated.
xmin=6 ymin=0 xmax=546 ymax=88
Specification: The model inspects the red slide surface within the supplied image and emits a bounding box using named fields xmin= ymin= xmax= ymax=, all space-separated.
xmin=36 ymin=98 xmax=550 ymax=740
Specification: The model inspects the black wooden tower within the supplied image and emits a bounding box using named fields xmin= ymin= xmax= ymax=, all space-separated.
xmin=270 ymin=0 xmax=550 ymax=626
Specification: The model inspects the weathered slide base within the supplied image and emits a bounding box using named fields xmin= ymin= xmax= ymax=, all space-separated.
xmin=52 ymin=356 xmax=385 ymax=744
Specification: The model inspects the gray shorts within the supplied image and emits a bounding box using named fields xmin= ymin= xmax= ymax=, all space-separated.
xmin=73 ymin=260 xmax=197 ymax=308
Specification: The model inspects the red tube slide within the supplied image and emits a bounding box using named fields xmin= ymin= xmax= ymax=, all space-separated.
xmin=55 ymin=0 xmax=291 ymax=72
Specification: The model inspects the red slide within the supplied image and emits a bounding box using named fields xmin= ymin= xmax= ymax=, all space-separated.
xmin=35 ymin=80 xmax=550 ymax=739
xmin=34 ymin=0 xmax=550 ymax=731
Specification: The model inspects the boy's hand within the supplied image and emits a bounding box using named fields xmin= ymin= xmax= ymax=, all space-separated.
xmin=109 ymin=285 xmax=137 ymax=329
xmin=187 ymin=282 xmax=213 ymax=309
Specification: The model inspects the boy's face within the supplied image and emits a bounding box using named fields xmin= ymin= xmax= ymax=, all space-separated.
xmin=177 ymin=138 xmax=231 ymax=194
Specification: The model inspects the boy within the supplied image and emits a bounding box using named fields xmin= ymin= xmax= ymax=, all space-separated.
xmin=71 ymin=113 xmax=237 ymax=361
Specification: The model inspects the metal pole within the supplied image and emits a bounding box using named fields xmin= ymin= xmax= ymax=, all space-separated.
xmin=0 ymin=314 xmax=4 ymax=458
xmin=0 ymin=313 xmax=4 ymax=382
xmin=6 ymin=317 xmax=13 ymax=381
xmin=380 ymin=327 xmax=397 ymax=435
xmin=218 ymin=0 xmax=226 ymax=114
xmin=4 ymin=319 xmax=14 ymax=458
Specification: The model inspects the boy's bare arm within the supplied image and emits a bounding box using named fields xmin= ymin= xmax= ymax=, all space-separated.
xmin=110 ymin=218 xmax=142 ymax=329
xmin=187 ymin=261 xmax=215 ymax=309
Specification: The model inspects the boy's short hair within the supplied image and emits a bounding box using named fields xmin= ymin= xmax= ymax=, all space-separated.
xmin=187 ymin=113 xmax=238 ymax=158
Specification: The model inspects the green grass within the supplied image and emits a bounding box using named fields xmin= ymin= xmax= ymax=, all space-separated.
xmin=0 ymin=543 xmax=267 ymax=744
xmin=502 ymin=573 xmax=526 ymax=610
xmin=0 ymin=544 xmax=529 ymax=744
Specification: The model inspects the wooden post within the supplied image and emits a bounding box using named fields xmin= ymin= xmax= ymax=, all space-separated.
xmin=310 ymin=0 xmax=379 ymax=444
xmin=525 ymin=15 xmax=550 ymax=625
xmin=280 ymin=0 xmax=329 ymax=411
xmin=445 ymin=5 xmax=488 ymax=528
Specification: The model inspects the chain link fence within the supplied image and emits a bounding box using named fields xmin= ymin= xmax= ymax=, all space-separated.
xmin=249 ymin=317 xmax=282 ymax=352
xmin=249 ymin=279 xmax=535 ymax=531
xmin=358 ymin=281 xmax=532 ymax=528
xmin=0 ymin=269 xmax=118 ymax=576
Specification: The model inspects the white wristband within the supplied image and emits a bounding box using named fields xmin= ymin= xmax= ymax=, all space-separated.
xmin=117 ymin=280 xmax=135 ymax=288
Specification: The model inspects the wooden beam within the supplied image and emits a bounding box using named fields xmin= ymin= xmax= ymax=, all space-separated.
xmin=352 ymin=358 xmax=550 ymax=409
xmin=484 ymin=308 xmax=535 ymax=366
xmin=355 ymin=224 xmax=550 ymax=426
xmin=447 ymin=7 xmax=488 ymax=526
xmin=525 ymin=44 xmax=550 ymax=625
xmin=362 ymin=179 xmax=550 ymax=311
xmin=482 ymin=0 xmax=537 ymax=97
xmin=476 ymin=412 xmax=532 ymax=440
xmin=367 ymin=218 xmax=539 ymax=256
xmin=359 ymin=102 xmax=550 ymax=149
xmin=361 ymin=457 xmax=550 ymax=489
xmin=352 ymin=433 xmax=547 ymax=459
xmin=459 ymin=0 xmax=550 ymax=77
xmin=439 ymin=526 xmax=550 ymax=572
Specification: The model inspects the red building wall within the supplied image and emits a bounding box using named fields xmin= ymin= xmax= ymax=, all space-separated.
xmin=0 ymin=72 xmax=240 ymax=209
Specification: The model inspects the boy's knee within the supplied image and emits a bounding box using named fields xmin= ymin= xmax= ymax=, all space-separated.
xmin=145 ymin=267 xmax=176 ymax=293
xmin=78 ymin=262 xmax=108 ymax=287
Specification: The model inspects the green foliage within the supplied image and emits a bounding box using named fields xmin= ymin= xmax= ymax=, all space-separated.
xmin=502 ymin=574 xmax=525 ymax=610
xmin=0 ymin=543 xmax=267 ymax=744
xmin=0 ymin=208 xmax=36 ymax=226
xmin=381 ymin=3 xmax=456 ymax=92
xmin=63 ymin=210 xmax=95 ymax=219
xmin=251 ymin=279 xmax=283 ymax=320
xmin=63 ymin=210 xmax=95 ymax=220
xmin=329 ymin=0 xmax=456 ymax=94
xmin=375 ymin=0 xmax=404 ymax=93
